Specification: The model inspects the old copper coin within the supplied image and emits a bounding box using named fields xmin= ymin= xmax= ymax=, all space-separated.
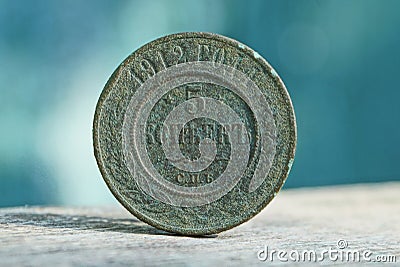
xmin=93 ymin=32 xmax=296 ymax=235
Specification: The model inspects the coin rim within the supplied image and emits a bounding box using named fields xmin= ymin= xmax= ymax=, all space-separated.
xmin=93 ymin=32 xmax=297 ymax=235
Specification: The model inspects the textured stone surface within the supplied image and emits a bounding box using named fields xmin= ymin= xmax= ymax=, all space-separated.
xmin=1 ymin=183 xmax=399 ymax=266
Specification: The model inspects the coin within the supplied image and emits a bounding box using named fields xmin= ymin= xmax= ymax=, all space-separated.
xmin=93 ymin=32 xmax=296 ymax=235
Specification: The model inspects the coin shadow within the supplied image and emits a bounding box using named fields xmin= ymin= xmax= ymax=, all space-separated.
xmin=2 ymin=212 xmax=176 ymax=236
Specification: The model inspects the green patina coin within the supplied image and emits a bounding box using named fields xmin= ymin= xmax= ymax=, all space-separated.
xmin=93 ymin=32 xmax=296 ymax=235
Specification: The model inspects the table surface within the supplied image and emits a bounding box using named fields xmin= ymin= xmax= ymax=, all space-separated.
xmin=1 ymin=182 xmax=399 ymax=266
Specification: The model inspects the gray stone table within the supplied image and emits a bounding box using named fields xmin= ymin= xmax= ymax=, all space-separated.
xmin=1 ymin=182 xmax=399 ymax=266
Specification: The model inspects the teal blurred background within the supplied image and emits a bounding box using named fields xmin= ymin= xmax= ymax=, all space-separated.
xmin=1 ymin=0 xmax=399 ymax=207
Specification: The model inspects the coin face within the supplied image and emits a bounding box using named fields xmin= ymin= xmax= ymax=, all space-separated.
xmin=93 ymin=32 xmax=296 ymax=235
